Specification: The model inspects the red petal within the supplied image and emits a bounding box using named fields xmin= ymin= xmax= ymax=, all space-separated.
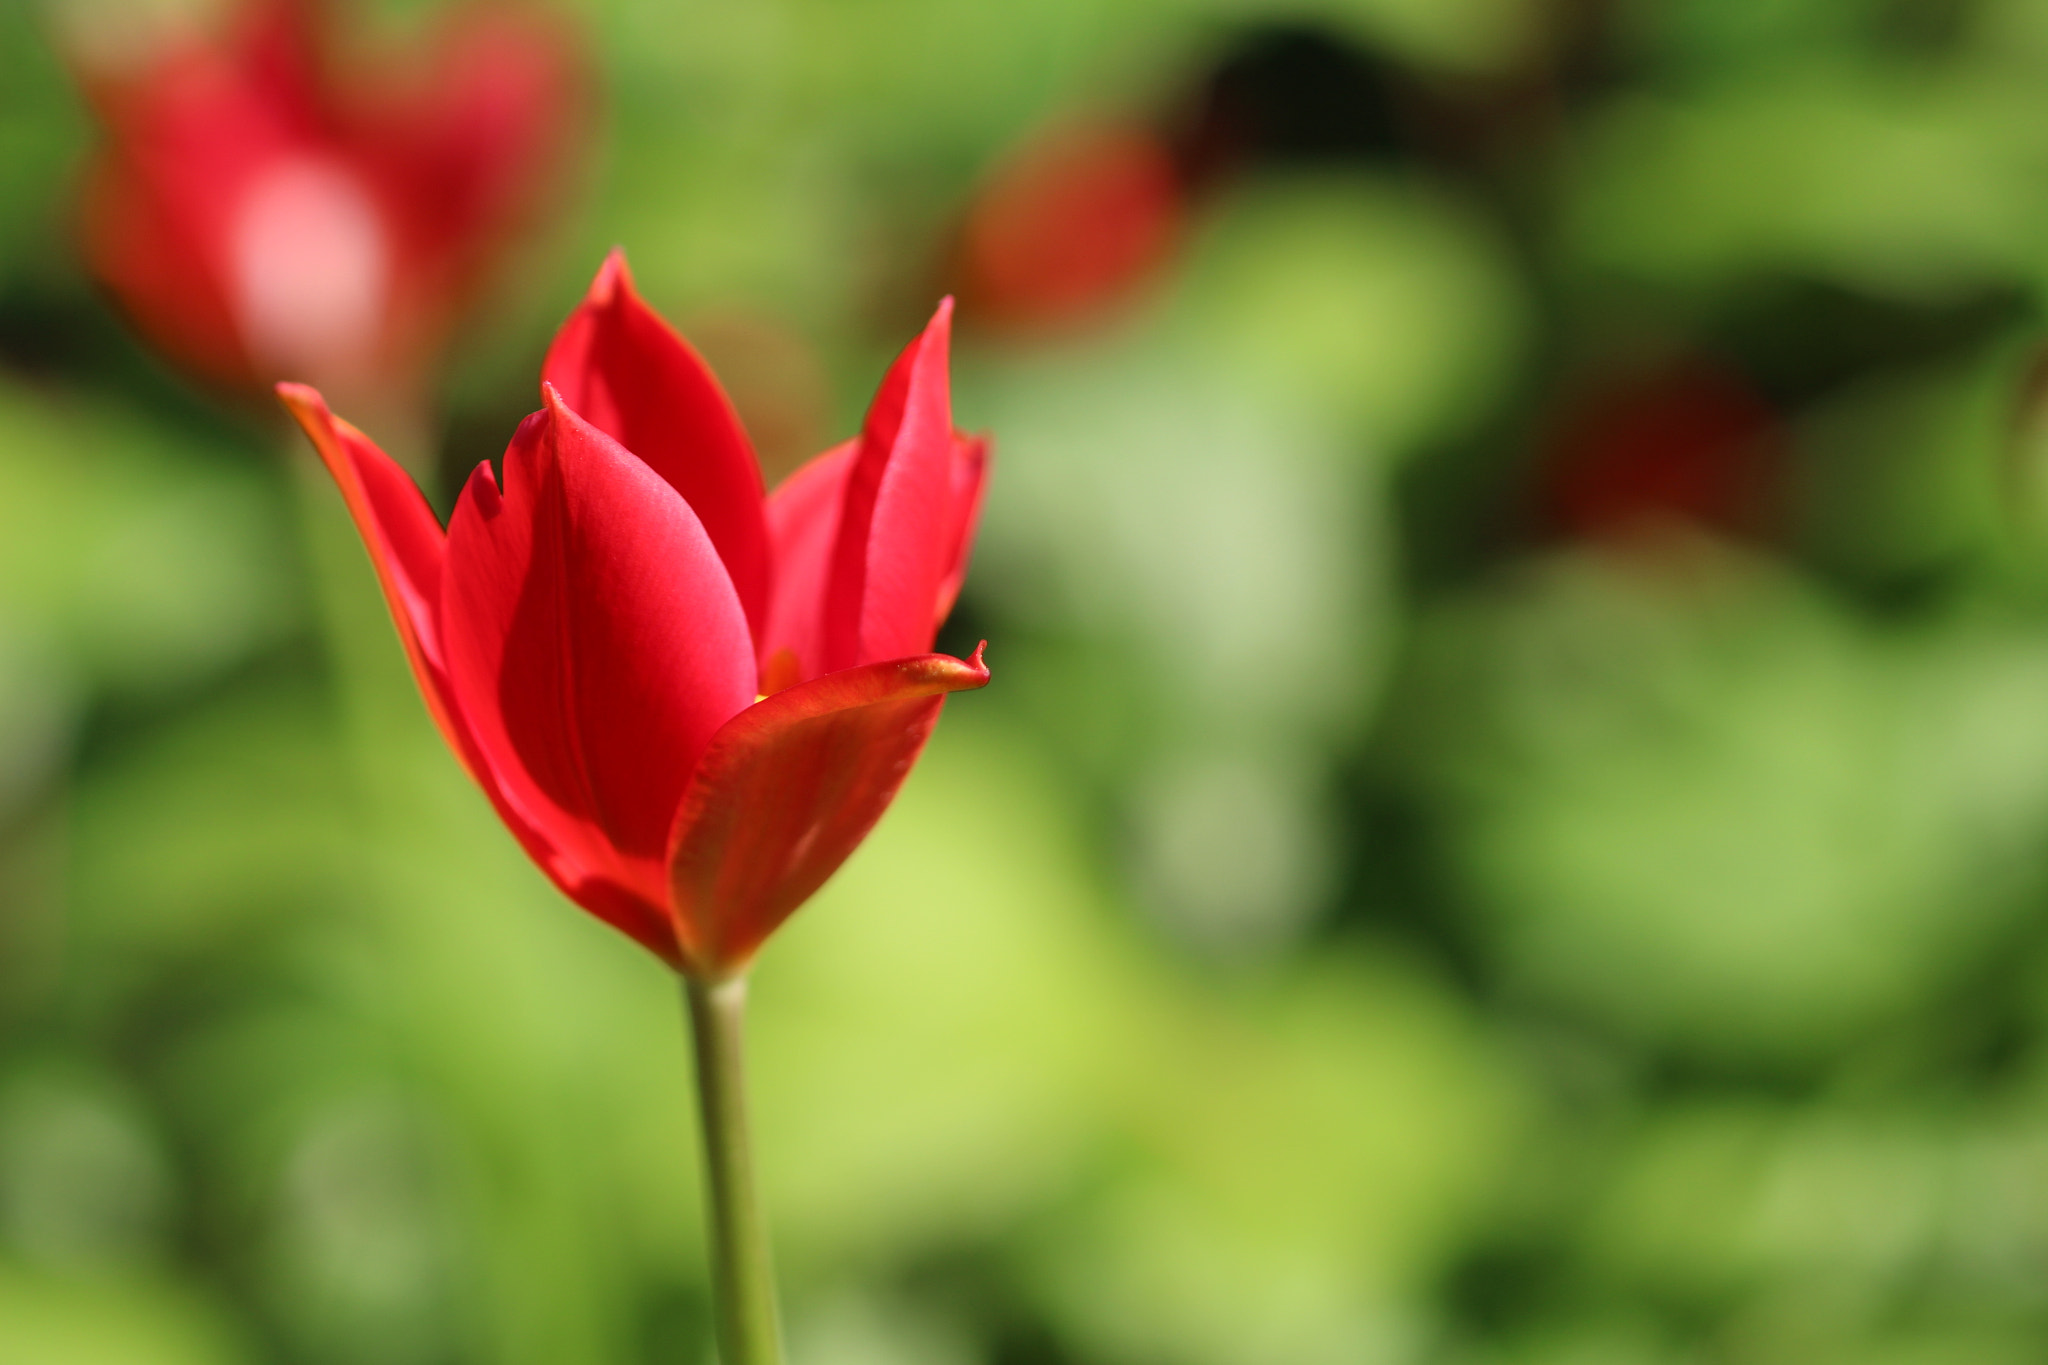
xmin=760 ymin=438 xmax=856 ymax=683
xmin=822 ymin=299 xmax=959 ymax=671
xmin=664 ymin=645 xmax=992 ymax=977
xmin=280 ymin=383 xmax=683 ymax=964
xmin=934 ymin=431 xmax=990 ymax=627
xmin=543 ymin=250 xmax=772 ymax=639
xmin=440 ymin=386 xmax=757 ymax=911
xmin=277 ymin=383 xmax=456 ymax=730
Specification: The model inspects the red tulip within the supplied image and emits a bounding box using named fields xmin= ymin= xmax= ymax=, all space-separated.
xmin=280 ymin=252 xmax=990 ymax=977
xmin=70 ymin=0 xmax=582 ymax=400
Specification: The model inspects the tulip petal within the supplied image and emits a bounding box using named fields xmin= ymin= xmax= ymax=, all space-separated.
xmin=934 ymin=431 xmax=990 ymax=627
xmin=760 ymin=438 xmax=856 ymax=684
xmin=543 ymin=250 xmax=772 ymax=639
xmin=765 ymin=421 xmax=988 ymax=686
xmin=277 ymin=382 xmax=456 ymax=743
xmin=441 ymin=386 xmax=757 ymax=912
xmin=665 ymin=644 xmax=991 ymax=977
xmin=822 ymin=299 xmax=959 ymax=671
xmin=279 ymin=383 xmax=684 ymax=964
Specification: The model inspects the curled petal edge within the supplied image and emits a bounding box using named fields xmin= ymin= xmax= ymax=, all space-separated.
xmin=665 ymin=643 xmax=991 ymax=978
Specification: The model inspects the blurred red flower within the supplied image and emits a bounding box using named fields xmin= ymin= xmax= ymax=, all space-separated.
xmin=282 ymin=252 xmax=990 ymax=978
xmin=69 ymin=0 xmax=582 ymax=401
xmin=953 ymin=118 xmax=1183 ymax=335
xmin=1539 ymin=356 xmax=1784 ymax=543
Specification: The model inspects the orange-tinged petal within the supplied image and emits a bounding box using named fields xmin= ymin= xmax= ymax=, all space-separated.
xmin=278 ymin=382 xmax=456 ymax=744
xmin=664 ymin=644 xmax=991 ymax=977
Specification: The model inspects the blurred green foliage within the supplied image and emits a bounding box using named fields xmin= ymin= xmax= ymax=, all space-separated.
xmin=11 ymin=0 xmax=2048 ymax=1362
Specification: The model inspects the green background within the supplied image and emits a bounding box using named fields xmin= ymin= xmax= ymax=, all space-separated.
xmin=7 ymin=0 xmax=2048 ymax=1361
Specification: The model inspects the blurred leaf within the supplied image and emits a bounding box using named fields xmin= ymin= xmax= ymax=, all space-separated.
xmin=1400 ymin=541 xmax=2048 ymax=1060
xmin=0 ymin=2 xmax=89 ymax=274
xmin=1792 ymin=332 xmax=2039 ymax=586
xmin=753 ymin=710 xmax=1149 ymax=1267
xmin=1027 ymin=947 xmax=1522 ymax=1365
xmin=0 ymin=1059 xmax=174 ymax=1274
xmin=1170 ymin=173 xmax=1528 ymax=454
xmin=0 ymin=1265 xmax=249 ymax=1365
xmin=66 ymin=676 xmax=349 ymax=996
xmin=965 ymin=325 xmax=1392 ymax=944
xmin=0 ymin=377 xmax=298 ymax=697
xmin=1565 ymin=64 xmax=2048 ymax=300
xmin=967 ymin=337 xmax=1390 ymax=739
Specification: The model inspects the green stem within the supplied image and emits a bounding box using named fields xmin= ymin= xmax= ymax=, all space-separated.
xmin=684 ymin=974 xmax=785 ymax=1365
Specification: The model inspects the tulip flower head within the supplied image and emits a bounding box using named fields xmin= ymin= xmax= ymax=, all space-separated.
xmin=68 ymin=0 xmax=582 ymax=403
xmin=282 ymin=252 xmax=990 ymax=978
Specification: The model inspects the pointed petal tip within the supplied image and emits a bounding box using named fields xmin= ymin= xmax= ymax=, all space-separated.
xmin=511 ymin=407 xmax=551 ymax=444
xmin=537 ymin=380 xmax=595 ymax=438
xmin=273 ymin=383 xmax=372 ymax=468
xmin=588 ymin=247 xmax=633 ymax=307
xmin=968 ymin=639 xmax=987 ymax=670
xmin=274 ymin=381 xmax=328 ymax=426
xmin=913 ymin=297 xmax=954 ymax=368
xmin=457 ymin=457 xmax=505 ymax=517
